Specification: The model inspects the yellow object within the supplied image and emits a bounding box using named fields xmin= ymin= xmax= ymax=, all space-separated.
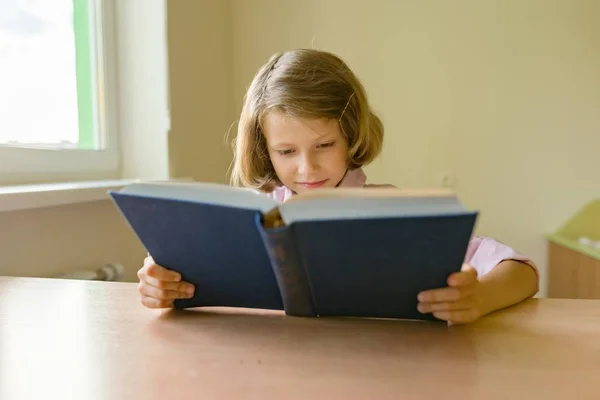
xmin=546 ymin=199 xmax=600 ymax=261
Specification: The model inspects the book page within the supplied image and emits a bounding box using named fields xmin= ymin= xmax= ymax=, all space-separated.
xmin=279 ymin=191 xmax=467 ymax=224
xmin=285 ymin=187 xmax=455 ymax=203
xmin=117 ymin=181 xmax=278 ymax=212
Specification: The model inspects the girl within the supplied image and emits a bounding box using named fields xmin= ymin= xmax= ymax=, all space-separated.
xmin=137 ymin=49 xmax=539 ymax=324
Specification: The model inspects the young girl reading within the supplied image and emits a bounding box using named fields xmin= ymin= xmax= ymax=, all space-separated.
xmin=137 ymin=49 xmax=539 ymax=324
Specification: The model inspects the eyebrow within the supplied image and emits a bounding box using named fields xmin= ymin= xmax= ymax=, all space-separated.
xmin=269 ymin=136 xmax=337 ymax=148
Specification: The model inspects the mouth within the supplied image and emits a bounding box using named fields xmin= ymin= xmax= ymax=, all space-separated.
xmin=296 ymin=179 xmax=329 ymax=189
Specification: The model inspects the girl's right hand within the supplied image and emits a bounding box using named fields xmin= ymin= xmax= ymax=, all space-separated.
xmin=137 ymin=255 xmax=195 ymax=308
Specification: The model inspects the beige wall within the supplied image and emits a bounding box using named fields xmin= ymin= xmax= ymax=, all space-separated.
xmin=167 ymin=0 xmax=234 ymax=183
xmin=0 ymin=200 xmax=146 ymax=282
xmin=231 ymin=0 xmax=600 ymax=295
xmin=2 ymin=1 xmax=598 ymax=297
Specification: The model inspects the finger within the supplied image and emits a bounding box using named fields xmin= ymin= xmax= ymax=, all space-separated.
xmin=141 ymin=273 xmax=195 ymax=295
xmin=433 ymin=309 xmax=481 ymax=324
xmin=417 ymin=285 xmax=475 ymax=303
xmin=447 ymin=267 xmax=478 ymax=287
xmin=142 ymin=255 xmax=155 ymax=270
xmin=139 ymin=275 xmax=195 ymax=296
xmin=141 ymin=296 xmax=174 ymax=309
xmin=143 ymin=262 xmax=182 ymax=282
xmin=138 ymin=281 xmax=193 ymax=300
xmin=418 ymin=297 xmax=476 ymax=314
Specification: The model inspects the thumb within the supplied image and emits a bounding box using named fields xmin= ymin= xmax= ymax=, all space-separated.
xmin=461 ymin=263 xmax=478 ymax=278
xmin=448 ymin=263 xmax=478 ymax=286
xmin=461 ymin=263 xmax=474 ymax=271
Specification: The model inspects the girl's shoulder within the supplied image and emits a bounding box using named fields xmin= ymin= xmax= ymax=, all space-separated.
xmin=265 ymin=185 xmax=293 ymax=202
xmin=256 ymin=185 xmax=293 ymax=203
xmin=338 ymin=168 xmax=395 ymax=189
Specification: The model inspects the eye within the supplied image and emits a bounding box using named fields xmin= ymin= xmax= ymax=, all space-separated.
xmin=276 ymin=149 xmax=294 ymax=156
xmin=317 ymin=141 xmax=335 ymax=149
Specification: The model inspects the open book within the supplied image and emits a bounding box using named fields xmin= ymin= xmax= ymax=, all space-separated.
xmin=109 ymin=181 xmax=478 ymax=321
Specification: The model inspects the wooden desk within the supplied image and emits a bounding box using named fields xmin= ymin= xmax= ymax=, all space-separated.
xmin=1 ymin=277 xmax=600 ymax=400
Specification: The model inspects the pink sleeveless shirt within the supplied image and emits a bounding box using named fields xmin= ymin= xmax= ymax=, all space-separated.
xmin=264 ymin=168 xmax=539 ymax=287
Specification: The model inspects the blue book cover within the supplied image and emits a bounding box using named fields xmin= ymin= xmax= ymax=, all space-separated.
xmin=109 ymin=181 xmax=478 ymax=321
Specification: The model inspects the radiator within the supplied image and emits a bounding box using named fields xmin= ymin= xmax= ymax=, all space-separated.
xmin=57 ymin=263 xmax=125 ymax=281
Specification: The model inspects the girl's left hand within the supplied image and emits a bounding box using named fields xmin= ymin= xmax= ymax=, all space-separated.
xmin=417 ymin=263 xmax=483 ymax=324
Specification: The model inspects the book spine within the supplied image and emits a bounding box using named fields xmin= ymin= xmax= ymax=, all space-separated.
xmin=255 ymin=215 xmax=317 ymax=317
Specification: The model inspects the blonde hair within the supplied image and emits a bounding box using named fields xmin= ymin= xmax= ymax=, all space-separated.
xmin=230 ymin=49 xmax=384 ymax=192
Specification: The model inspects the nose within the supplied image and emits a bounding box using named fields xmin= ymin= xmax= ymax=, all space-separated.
xmin=297 ymin=152 xmax=318 ymax=175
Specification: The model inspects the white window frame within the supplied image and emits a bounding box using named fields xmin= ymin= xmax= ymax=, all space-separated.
xmin=0 ymin=0 xmax=121 ymax=182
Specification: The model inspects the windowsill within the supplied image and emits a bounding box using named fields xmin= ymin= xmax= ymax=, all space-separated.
xmin=0 ymin=179 xmax=140 ymax=213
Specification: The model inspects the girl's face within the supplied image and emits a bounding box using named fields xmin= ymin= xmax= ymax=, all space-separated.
xmin=262 ymin=112 xmax=349 ymax=194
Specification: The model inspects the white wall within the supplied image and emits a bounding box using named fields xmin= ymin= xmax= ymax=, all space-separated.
xmin=117 ymin=0 xmax=170 ymax=181
xmin=0 ymin=1 xmax=230 ymax=281
xmin=231 ymin=0 xmax=600 ymax=295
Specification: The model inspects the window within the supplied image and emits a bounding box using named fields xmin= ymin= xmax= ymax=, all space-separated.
xmin=0 ymin=0 xmax=119 ymax=181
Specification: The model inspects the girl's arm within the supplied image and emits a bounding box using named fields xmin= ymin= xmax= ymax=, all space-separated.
xmin=417 ymin=237 xmax=539 ymax=324
xmin=478 ymin=259 xmax=538 ymax=316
